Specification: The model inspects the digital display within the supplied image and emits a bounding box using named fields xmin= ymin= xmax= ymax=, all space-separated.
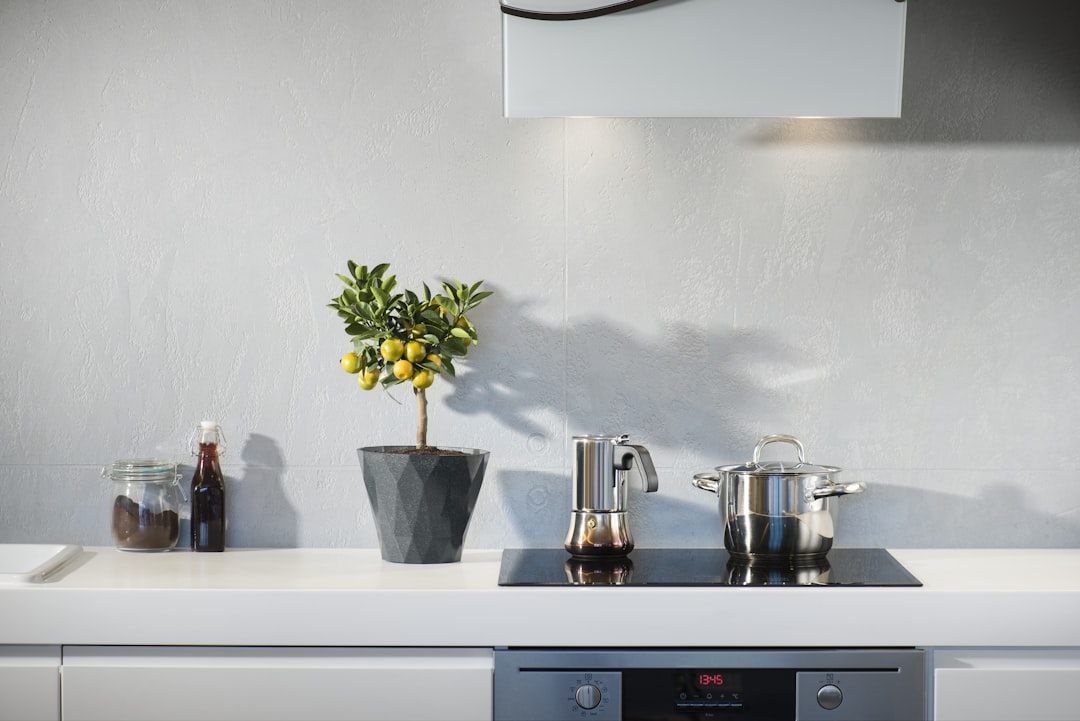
xmin=676 ymin=670 xmax=744 ymax=694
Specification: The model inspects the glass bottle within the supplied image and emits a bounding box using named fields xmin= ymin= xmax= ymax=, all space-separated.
xmin=190 ymin=421 xmax=226 ymax=552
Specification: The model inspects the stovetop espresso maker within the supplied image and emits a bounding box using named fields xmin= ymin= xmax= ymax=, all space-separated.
xmin=565 ymin=434 xmax=658 ymax=557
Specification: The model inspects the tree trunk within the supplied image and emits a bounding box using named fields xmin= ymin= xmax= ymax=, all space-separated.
xmin=415 ymin=386 xmax=428 ymax=449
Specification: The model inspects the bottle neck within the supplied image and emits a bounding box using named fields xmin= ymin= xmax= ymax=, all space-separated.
xmin=198 ymin=429 xmax=221 ymax=446
xmin=190 ymin=424 xmax=226 ymax=457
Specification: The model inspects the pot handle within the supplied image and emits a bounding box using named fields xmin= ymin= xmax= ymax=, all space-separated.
xmin=692 ymin=472 xmax=721 ymax=494
xmin=753 ymin=434 xmax=806 ymax=466
xmin=808 ymin=481 xmax=866 ymax=500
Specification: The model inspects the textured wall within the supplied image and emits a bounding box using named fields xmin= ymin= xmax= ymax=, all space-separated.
xmin=1 ymin=0 xmax=1078 ymax=551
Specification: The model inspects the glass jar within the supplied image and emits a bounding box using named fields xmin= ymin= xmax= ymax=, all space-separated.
xmin=104 ymin=459 xmax=183 ymax=552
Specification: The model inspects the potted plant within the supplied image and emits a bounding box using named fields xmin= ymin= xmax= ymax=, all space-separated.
xmin=329 ymin=261 xmax=493 ymax=563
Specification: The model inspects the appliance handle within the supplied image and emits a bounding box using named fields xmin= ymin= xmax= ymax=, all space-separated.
xmin=501 ymin=0 xmax=662 ymax=22
xmin=616 ymin=445 xmax=659 ymax=493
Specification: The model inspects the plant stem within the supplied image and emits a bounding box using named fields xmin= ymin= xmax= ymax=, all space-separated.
xmin=415 ymin=386 xmax=427 ymax=449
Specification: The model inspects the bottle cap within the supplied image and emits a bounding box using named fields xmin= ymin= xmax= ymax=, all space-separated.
xmin=191 ymin=421 xmax=226 ymax=456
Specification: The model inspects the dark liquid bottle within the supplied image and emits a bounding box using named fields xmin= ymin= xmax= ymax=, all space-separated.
xmin=191 ymin=421 xmax=226 ymax=552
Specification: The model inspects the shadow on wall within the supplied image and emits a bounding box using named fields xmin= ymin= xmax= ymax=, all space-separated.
xmin=752 ymin=0 xmax=1080 ymax=144
xmin=441 ymin=296 xmax=810 ymax=463
xmin=838 ymin=482 xmax=1080 ymax=548
xmin=488 ymin=470 xmax=570 ymax=548
xmin=228 ymin=434 xmax=298 ymax=548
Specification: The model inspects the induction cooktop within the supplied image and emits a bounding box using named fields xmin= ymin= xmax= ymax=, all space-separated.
xmin=498 ymin=548 xmax=921 ymax=587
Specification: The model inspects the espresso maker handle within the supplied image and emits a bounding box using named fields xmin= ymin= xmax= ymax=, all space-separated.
xmin=616 ymin=445 xmax=659 ymax=493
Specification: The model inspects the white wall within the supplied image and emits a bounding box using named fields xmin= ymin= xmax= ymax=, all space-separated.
xmin=1 ymin=0 xmax=1078 ymax=551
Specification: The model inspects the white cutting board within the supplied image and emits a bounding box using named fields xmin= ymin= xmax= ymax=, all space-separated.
xmin=0 ymin=544 xmax=83 ymax=583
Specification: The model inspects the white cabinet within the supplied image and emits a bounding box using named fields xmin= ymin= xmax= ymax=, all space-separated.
xmin=0 ymin=645 xmax=60 ymax=721
xmin=61 ymin=647 xmax=492 ymax=721
xmin=934 ymin=649 xmax=1080 ymax=721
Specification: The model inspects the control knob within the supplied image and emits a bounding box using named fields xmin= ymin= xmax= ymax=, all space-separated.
xmin=817 ymin=683 xmax=843 ymax=710
xmin=575 ymin=683 xmax=602 ymax=710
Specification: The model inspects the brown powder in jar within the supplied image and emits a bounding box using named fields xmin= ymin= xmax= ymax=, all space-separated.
xmin=112 ymin=495 xmax=179 ymax=550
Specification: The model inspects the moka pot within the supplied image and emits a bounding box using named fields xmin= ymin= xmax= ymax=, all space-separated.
xmin=564 ymin=434 xmax=658 ymax=558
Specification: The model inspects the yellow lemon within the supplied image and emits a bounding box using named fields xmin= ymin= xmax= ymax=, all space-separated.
xmin=412 ymin=370 xmax=435 ymax=389
xmin=392 ymin=359 xmax=414 ymax=380
xmin=340 ymin=352 xmax=361 ymax=374
xmin=358 ymin=369 xmax=379 ymax=390
xmin=425 ymin=353 xmax=442 ymax=369
xmin=379 ymin=338 xmax=404 ymax=362
xmin=405 ymin=340 xmax=426 ymax=363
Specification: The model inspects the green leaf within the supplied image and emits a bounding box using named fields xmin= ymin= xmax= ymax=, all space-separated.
xmin=419 ymin=308 xmax=444 ymax=325
xmin=443 ymin=337 xmax=469 ymax=356
xmin=351 ymin=328 xmax=383 ymax=342
xmin=450 ymin=327 xmax=471 ymax=340
xmin=470 ymin=290 xmax=493 ymax=303
xmin=355 ymin=301 xmax=375 ymax=321
xmin=422 ymin=334 xmax=441 ymax=345
xmin=441 ymin=357 xmax=457 ymax=376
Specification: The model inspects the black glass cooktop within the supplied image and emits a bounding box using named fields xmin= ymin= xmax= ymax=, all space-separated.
xmin=498 ymin=548 xmax=921 ymax=587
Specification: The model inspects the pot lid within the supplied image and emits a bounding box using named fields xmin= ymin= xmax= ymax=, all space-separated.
xmin=716 ymin=435 xmax=840 ymax=476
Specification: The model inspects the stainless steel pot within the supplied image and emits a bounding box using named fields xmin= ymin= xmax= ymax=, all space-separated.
xmin=692 ymin=435 xmax=865 ymax=564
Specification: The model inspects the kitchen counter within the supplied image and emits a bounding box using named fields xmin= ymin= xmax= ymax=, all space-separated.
xmin=1 ymin=547 xmax=1077 ymax=648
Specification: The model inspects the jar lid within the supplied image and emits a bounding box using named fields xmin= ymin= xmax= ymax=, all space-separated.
xmin=103 ymin=459 xmax=177 ymax=482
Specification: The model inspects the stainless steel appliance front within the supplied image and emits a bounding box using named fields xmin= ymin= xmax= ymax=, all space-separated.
xmin=494 ymin=648 xmax=925 ymax=721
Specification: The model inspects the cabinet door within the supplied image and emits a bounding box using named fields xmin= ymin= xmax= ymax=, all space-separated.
xmin=62 ymin=646 xmax=492 ymax=721
xmin=0 ymin=645 xmax=60 ymax=721
xmin=934 ymin=649 xmax=1080 ymax=721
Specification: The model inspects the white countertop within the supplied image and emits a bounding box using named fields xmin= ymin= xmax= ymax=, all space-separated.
xmin=2 ymin=547 xmax=1078 ymax=648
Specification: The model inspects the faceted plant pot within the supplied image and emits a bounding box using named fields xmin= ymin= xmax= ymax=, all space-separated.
xmin=358 ymin=446 xmax=489 ymax=564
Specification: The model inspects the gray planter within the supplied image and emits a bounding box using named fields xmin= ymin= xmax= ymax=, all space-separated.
xmin=358 ymin=446 xmax=489 ymax=564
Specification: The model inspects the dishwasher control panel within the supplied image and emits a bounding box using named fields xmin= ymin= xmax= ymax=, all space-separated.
xmin=494 ymin=648 xmax=926 ymax=721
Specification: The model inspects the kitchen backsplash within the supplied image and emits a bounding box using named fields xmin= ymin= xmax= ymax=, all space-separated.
xmin=1 ymin=1 xmax=1077 ymax=550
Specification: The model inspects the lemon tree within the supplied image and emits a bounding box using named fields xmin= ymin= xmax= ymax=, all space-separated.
xmin=328 ymin=261 xmax=491 ymax=449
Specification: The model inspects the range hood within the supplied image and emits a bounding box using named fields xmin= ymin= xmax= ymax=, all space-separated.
xmin=502 ymin=0 xmax=907 ymax=118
